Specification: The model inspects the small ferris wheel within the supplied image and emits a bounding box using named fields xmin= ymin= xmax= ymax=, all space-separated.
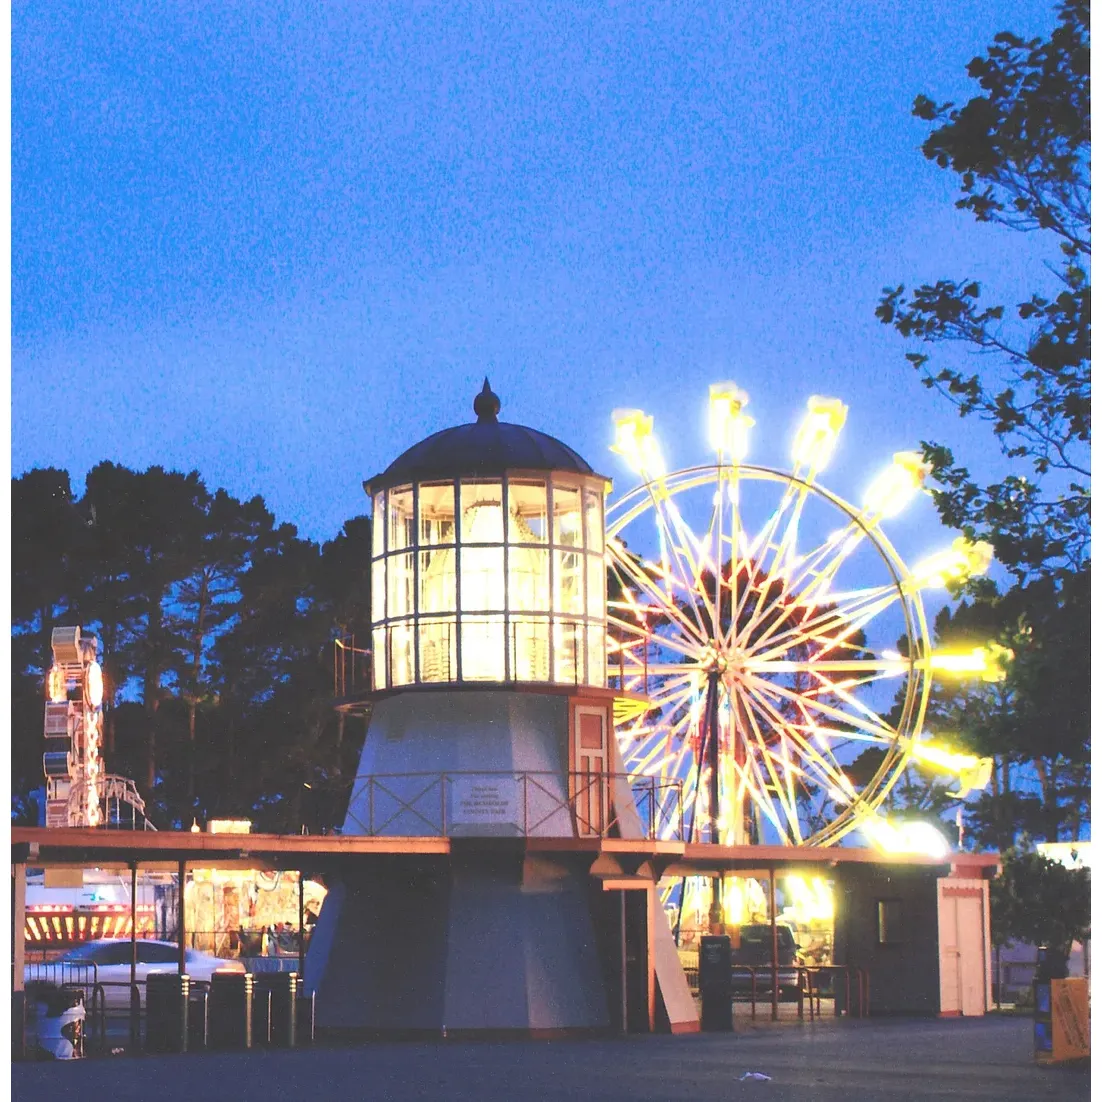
xmin=605 ymin=385 xmax=1000 ymax=853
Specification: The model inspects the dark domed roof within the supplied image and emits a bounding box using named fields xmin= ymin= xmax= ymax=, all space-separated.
xmin=365 ymin=380 xmax=605 ymax=494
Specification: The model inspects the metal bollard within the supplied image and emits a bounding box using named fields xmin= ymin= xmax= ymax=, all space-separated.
xmin=145 ymin=974 xmax=190 ymax=1054
xmin=254 ymin=973 xmax=298 ymax=1047
xmin=209 ymin=972 xmax=254 ymax=1050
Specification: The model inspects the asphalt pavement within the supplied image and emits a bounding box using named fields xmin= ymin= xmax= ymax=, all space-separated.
xmin=14 ymin=1015 xmax=1090 ymax=1102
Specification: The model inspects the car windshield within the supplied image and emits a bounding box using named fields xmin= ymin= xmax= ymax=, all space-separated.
xmin=59 ymin=943 xmax=107 ymax=962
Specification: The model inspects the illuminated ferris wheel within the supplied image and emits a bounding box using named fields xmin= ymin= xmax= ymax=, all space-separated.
xmin=606 ymin=385 xmax=1000 ymax=852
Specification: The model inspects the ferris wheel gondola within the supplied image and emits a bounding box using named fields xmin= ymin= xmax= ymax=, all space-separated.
xmin=605 ymin=387 xmax=999 ymax=857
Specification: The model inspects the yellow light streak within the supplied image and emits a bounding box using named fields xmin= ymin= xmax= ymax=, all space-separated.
xmin=792 ymin=395 xmax=848 ymax=470
xmin=911 ymin=538 xmax=994 ymax=589
xmin=925 ymin=643 xmax=1012 ymax=682
xmin=862 ymin=451 xmax=931 ymax=518
xmin=611 ymin=408 xmax=664 ymax=474
xmin=707 ymin=382 xmax=754 ymax=460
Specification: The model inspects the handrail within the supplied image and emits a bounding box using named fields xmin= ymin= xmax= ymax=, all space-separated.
xmin=344 ymin=770 xmax=683 ymax=840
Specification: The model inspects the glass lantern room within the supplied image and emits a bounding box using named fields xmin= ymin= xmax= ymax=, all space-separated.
xmin=367 ymin=383 xmax=610 ymax=691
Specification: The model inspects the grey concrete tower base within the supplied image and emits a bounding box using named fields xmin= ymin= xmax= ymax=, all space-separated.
xmin=305 ymin=847 xmax=614 ymax=1035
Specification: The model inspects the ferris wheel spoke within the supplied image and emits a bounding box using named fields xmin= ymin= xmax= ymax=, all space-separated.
xmin=738 ymin=678 xmax=864 ymax=809
xmin=747 ymin=585 xmax=899 ymax=662
xmin=732 ymin=695 xmax=805 ymax=842
xmin=748 ymin=672 xmax=900 ymax=747
xmin=609 ymin=546 xmax=710 ymax=649
xmin=645 ymin=485 xmax=716 ymax=642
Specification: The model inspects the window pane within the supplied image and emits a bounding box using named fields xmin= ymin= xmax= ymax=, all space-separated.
xmin=389 ymin=622 xmax=415 ymax=686
xmin=420 ymin=548 xmax=456 ymax=613
xmin=586 ymin=554 xmax=605 ymax=618
xmin=461 ymin=547 xmax=505 ymax=611
xmin=587 ymin=624 xmax=607 ymax=687
xmin=140 ymin=943 xmax=178 ymax=964
xmin=373 ymin=627 xmax=386 ymax=688
xmin=583 ymin=489 xmax=603 ymax=553
xmin=419 ymin=617 xmax=457 ymax=682
xmin=461 ymin=615 xmax=505 ymax=681
xmin=878 ymin=900 xmax=903 ymax=945
xmin=554 ymin=550 xmax=584 ymax=614
xmin=101 ymin=942 xmax=134 ymax=965
xmin=372 ymin=561 xmax=386 ymax=620
xmin=387 ymin=552 xmax=415 ymax=618
xmin=418 ymin=482 xmax=456 ymax=546
xmin=553 ymin=618 xmax=583 ymax=684
xmin=508 ymin=546 xmax=549 ymax=612
xmin=553 ymin=485 xmax=582 ymax=547
xmin=508 ymin=480 xmax=548 ymax=543
xmin=373 ymin=493 xmax=386 ymax=556
xmin=387 ymin=486 xmax=414 ymax=551
xmin=509 ymin=616 xmax=550 ymax=682
xmin=460 ymin=482 xmax=504 ymax=543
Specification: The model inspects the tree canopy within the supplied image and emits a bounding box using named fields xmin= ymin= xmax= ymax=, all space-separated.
xmin=877 ymin=0 xmax=1090 ymax=850
xmin=11 ymin=463 xmax=372 ymax=831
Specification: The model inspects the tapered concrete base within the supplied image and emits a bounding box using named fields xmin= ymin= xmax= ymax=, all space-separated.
xmin=305 ymin=848 xmax=612 ymax=1034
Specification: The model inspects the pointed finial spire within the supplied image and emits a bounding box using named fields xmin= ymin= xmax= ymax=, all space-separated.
xmin=473 ymin=377 xmax=501 ymax=423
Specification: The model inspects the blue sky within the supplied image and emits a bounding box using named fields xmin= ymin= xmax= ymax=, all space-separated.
xmin=13 ymin=1 xmax=1058 ymax=567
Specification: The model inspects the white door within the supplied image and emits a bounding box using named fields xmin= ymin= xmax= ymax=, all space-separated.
xmin=573 ymin=706 xmax=608 ymax=835
xmin=939 ymin=886 xmax=987 ymax=1016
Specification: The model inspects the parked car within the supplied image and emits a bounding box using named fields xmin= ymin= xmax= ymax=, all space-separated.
xmin=730 ymin=924 xmax=802 ymax=1000
xmin=24 ymin=939 xmax=245 ymax=1010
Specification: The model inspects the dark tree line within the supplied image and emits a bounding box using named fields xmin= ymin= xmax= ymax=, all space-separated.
xmin=12 ymin=463 xmax=372 ymax=831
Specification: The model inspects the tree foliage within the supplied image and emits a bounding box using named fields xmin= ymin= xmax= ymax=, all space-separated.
xmin=876 ymin=0 xmax=1089 ymax=583
xmin=11 ymin=463 xmax=373 ymax=832
xmin=989 ymin=847 xmax=1090 ymax=972
xmin=876 ymin=2 xmax=1090 ymax=852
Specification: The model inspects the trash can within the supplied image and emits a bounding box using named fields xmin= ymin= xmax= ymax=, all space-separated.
xmin=254 ymin=973 xmax=298 ymax=1048
xmin=699 ymin=935 xmax=733 ymax=1032
xmin=209 ymin=971 xmax=254 ymax=1050
xmin=188 ymin=986 xmax=210 ymax=1051
xmin=145 ymin=973 xmax=190 ymax=1054
xmin=34 ymin=986 xmax=85 ymax=1060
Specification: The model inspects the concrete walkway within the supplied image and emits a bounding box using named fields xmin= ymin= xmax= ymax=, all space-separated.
xmin=14 ymin=1016 xmax=1088 ymax=1102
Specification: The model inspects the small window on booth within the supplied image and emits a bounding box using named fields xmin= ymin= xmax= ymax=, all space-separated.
xmin=877 ymin=899 xmax=903 ymax=946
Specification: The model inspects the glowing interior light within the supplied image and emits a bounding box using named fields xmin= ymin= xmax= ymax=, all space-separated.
xmin=47 ymin=666 xmax=66 ymax=703
xmin=860 ymin=813 xmax=949 ymax=858
xmin=87 ymin=661 xmax=104 ymax=708
xmin=707 ymin=382 xmax=754 ymax=460
xmin=912 ymin=538 xmax=995 ymax=589
xmin=611 ymin=408 xmax=663 ymax=473
xmin=862 ymin=451 xmax=931 ymax=518
xmin=783 ymin=875 xmax=835 ymax=923
xmin=792 ymin=395 xmax=848 ymax=470
xmin=723 ymin=877 xmax=745 ymax=926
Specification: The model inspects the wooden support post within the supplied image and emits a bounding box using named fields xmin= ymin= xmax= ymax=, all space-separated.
xmin=298 ymin=871 xmax=306 ymax=977
xmin=177 ymin=860 xmax=187 ymax=975
xmin=130 ymin=862 xmax=140 ymax=1047
xmin=619 ymin=890 xmax=628 ymax=1034
xmin=770 ymin=866 xmax=779 ymax=1022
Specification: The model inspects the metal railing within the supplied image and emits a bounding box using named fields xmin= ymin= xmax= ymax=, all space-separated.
xmin=682 ymin=959 xmax=870 ymax=1021
xmin=343 ymin=771 xmax=684 ymax=840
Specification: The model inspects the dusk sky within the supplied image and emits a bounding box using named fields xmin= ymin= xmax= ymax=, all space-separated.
xmin=13 ymin=1 xmax=1057 ymax=566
